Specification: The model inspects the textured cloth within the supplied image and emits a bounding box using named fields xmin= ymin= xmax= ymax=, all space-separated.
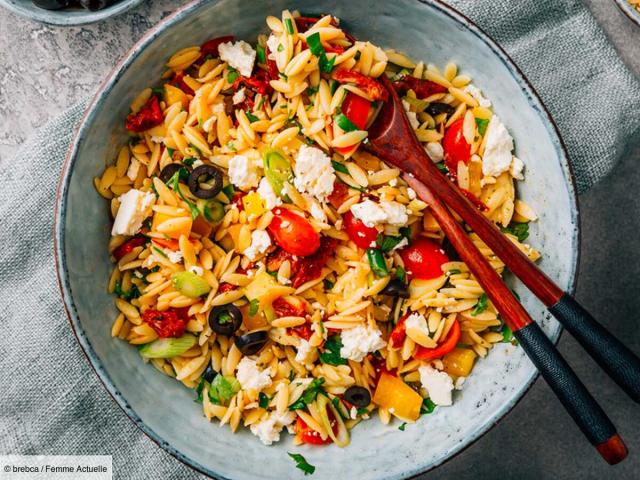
xmin=0 ymin=2 xmax=638 ymax=480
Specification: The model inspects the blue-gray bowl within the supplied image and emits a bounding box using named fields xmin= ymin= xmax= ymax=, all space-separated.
xmin=614 ymin=0 xmax=640 ymax=27
xmin=55 ymin=1 xmax=580 ymax=478
xmin=0 ymin=0 xmax=144 ymax=26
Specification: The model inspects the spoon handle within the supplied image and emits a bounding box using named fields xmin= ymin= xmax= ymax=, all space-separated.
xmin=404 ymin=175 xmax=627 ymax=465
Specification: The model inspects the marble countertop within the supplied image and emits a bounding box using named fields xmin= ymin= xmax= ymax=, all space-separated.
xmin=1 ymin=1 xmax=638 ymax=479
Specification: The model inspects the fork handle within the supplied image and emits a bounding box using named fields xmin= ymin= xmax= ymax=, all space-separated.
xmin=550 ymin=294 xmax=640 ymax=403
xmin=515 ymin=321 xmax=628 ymax=464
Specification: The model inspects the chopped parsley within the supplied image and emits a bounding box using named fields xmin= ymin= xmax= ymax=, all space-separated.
xmin=319 ymin=336 xmax=347 ymax=366
xmin=471 ymin=293 xmax=488 ymax=316
xmin=288 ymin=378 xmax=326 ymax=410
xmin=152 ymin=246 xmax=168 ymax=258
xmin=151 ymin=86 xmax=164 ymax=97
xmin=323 ymin=279 xmax=334 ymax=291
xmin=447 ymin=269 xmax=462 ymax=275
xmin=376 ymin=233 xmax=405 ymax=253
xmin=182 ymin=157 xmax=196 ymax=167
xmin=167 ymin=170 xmax=199 ymax=220
xmin=167 ymin=147 xmax=175 ymax=158
xmin=435 ymin=162 xmax=448 ymax=174
xmin=284 ymin=17 xmax=295 ymax=34
xmin=222 ymin=184 xmax=235 ymax=201
xmin=398 ymin=422 xmax=407 ymax=431
xmin=306 ymin=31 xmax=336 ymax=73
xmin=256 ymin=44 xmax=266 ymax=64
xmin=500 ymin=222 xmax=529 ymax=242
xmin=113 ymin=281 xmax=141 ymax=301
xmin=475 ymin=117 xmax=490 ymax=136
xmin=288 ymin=453 xmax=315 ymax=476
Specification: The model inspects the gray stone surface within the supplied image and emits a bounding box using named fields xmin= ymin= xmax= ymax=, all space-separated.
xmin=0 ymin=1 xmax=638 ymax=478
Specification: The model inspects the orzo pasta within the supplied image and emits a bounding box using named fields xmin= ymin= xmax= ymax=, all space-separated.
xmin=96 ymin=10 xmax=539 ymax=450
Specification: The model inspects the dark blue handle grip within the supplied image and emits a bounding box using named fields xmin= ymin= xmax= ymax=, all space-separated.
xmin=515 ymin=322 xmax=617 ymax=447
xmin=550 ymin=294 xmax=640 ymax=403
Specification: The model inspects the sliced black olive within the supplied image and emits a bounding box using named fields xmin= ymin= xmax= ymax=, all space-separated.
xmin=441 ymin=237 xmax=460 ymax=261
xmin=344 ymin=386 xmax=371 ymax=408
xmin=209 ymin=305 xmax=243 ymax=336
xmin=32 ymin=0 xmax=69 ymax=9
xmin=426 ymin=102 xmax=455 ymax=117
xmin=202 ymin=364 xmax=218 ymax=383
xmin=381 ymin=279 xmax=410 ymax=298
xmin=159 ymin=163 xmax=191 ymax=184
xmin=188 ymin=165 xmax=223 ymax=199
xmin=235 ymin=331 xmax=268 ymax=356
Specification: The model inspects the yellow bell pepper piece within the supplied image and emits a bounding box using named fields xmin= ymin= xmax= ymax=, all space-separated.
xmin=151 ymin=212 xmax=192 ymax=240
xmin=373 ymin=372 xmax=423 ymax=422
xmin=244 ymin=271 xmax=295 ymax=309
xmin=242 ymin=191 xmax=266 ymax=218
xmin=442 ymin=348 xmax=477 ymax=378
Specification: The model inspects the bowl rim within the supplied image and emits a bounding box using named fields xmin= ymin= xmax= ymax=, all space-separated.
xmin=613 ymin=0 xmax=640 ymax=28
xmin=0 ymin=0 xmax=145 ymax=26
xmin=54 ymin=0 xmax=581 ymax=478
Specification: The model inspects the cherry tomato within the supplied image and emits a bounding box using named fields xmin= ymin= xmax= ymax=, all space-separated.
xmin=389 ymin=314 xmax=409 ymax=349
xmin=414 ymin=320 xmax=461 ymax=360
xmin=125 ymin=95 xmax=164 ymax=133
xmin=268 ymin=208 xmax=320 ymax=256
xmin=332 ymin=68 xmax=389 ymax=101
xmin=142 ymin=309 xmax=187 ymax=338
xmin=442 ymin=118 xmax=471 ymax=175
xmin=296 ymin=407 xmax=339 ymax=445
xmin=113 ymin=236 xmax=147 ymax=261
xmin=199 ymin=35 xmax=234 ymax=60
xmin=399 ymin=237 xmax=449 ymax=280
xmin=343 ymin=211 xmax=378 ymax=249
xmin=341 ymin=92 xmax=371 ymax=130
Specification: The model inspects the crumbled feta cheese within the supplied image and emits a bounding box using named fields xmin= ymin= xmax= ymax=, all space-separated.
xmin=212 ymin=102 xmax=225 ymax=114
xmin=340 ymin=325 xmax=386 ymax=362
xmin=250 ymin=411 xmax=296 ymax=445
xmin=350 ymin=200 xmax=387 ymax=228
xmin=167 ymin=250 xmax=183 ymax=264
xmin=257 ymin=177 xmax=282 ymax=210
xmin=266 ymin=34 xmax=279 ymax=60
xmin=407 ymin=188 xmax=417 ymax=200
xmin=464 ymin=84 xmax=492 ymax=108
xmin=244 ymin=230 xmax=272 ymax=261
xmin=425 ymin=142 xmax=444 ymax=162
xmin=293 ymin=145 xmax=336 ymax=202
xmin=295 ymin=339 xmax=314 ymax=364
xmin=126 ymin=158 xmax=141 ymax=181
xmin=482 ymin=116 xmax=514 ymax=177
xmin=236 ymin=357 xmax=272 ymax=391
xmin=418 ymin=365 xmax=454 ymax=406
xmin=304 ymin=195 xmax=327 ymax=223
xmin=510 ymin=156 xmax=525 ymax=181
xmin=218 ymin=40 xmax=256 ymax=77
xmin=111 ymin=189 xmax=155 ymax=236
xmin=379 ymin=201 xmax=409 ymax=226
xmin=405 ymin=313 xmax=430 ymax=337
xmin=228 ymin=154 xmax=260 ymax=190
xmin=188 ymin=265 xmax=204 ymax=276
xmin=232 ymin=87 xmax=246 ymax=105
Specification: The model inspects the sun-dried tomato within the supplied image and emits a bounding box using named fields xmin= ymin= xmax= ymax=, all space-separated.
xmin=264 ymin=47 xmax=280 ymax=80
xmin=273 ymin=296 xmax=307 ymax=317
xmin=125 ymin=95 xmax=164 ymax=133
xmin=327 ymin=181 xmax=350 ymax=209
xmin=199 ymin=35 xmax=234 ymax=60
xmin=170 ymin=71 xmax=194 ymax=95
xmin=294 ymin=16 xmax=321 ymax=32
xmin=112 ymin=236 xmax=147 ymax=261
xmin=291 ymin=237 xmax=338 ymax=288
xmin=143 ymin=309 xmax=187 ymax=338
xmin=289 ymin=323 xmax=313 ymax=341
xmin=332 ymin=68 xmax=388 ymax=102
xmin=218 ymin=283 xmax=238 ymax=293
xmin=391 ymin=75 xmax=447 ymax=99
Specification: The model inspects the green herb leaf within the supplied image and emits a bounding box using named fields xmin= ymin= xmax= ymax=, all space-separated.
xmin=395 ymin=266 xmax=406 ymax=283
xmin=435 ymin=162 xmax=448 ymax=174
xmin=323 ymin=279 xmax=334 ymax=291
xmin=356 ymin=407 xmax=369 ymax=416
xmin=227 ymin=68 xmax=239 ymax=83
xmin=319 ymin=336 xmax=347 ymax=366
xmin=334 ymin=112 xmax=359 ymax=132
xmin=248 ymin=298 xmax=259 ymax=317
xmin=500 ymin=222 xmax=529 ymax=243
xmin=245 ymin=110 xmax=260 ymax=123
xmin=367 ymin=248 xmax=389 ymax=277
xmin=226 ymin=142 xmax=237 ymax=152
xmin=284 ymin=17 xmax=294 ymax=34
xmin=306 ymin=31 xmax=335 ymax=74
xmin=420 ymin=398 xmax=436 ymax=415
xmin=331 ymin=160 xmax=349 ymax=174
xmin=288 ymin=453 xmax=315 ymax=476
xmin=222 ymin=184 xmax=235 ymax=200
xmin=398 ymin=422 xmax=407 ymax=431
xmin=475 ymin=118 xmax=490 ymax=136
xmin=182 ymin=157 xmax=196 ymax=167
xmin=307 ymin=86 xmax=319 ymax=96
xmin=113 ymin=281 xmax=141 ymax=301
xmin=319 ymin=55 xmax=336 ymax=74
xmin=259 ymin=392 xmax=270 ymax=409
xmin=209 ymin=375 xmax=240 ymax=404
xmin=256 ymin=44 xmax=266 ymax=65
xmin=167 ymin=170 xmax=200 ymax=220
xmin=288 ymin=378 xmax=326 ymax=410
xmin=378 ymin=235 xmax=405 ymax=253
xmin=166 ymin=147 xmax=175 ymax=158
xmin=329 ymin=79 xmax=339 ymax=95
xmin=195 ymin=378 xmax=207 ymax=403
xmin=471 ymin=293 xmax=488 ymax=316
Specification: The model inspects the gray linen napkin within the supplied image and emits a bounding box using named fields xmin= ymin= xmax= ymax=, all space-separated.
xmin=1 ymin=1 xmax=638 ymax=479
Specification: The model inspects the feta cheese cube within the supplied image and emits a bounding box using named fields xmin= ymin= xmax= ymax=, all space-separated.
xmin=250 ymin=410 xmax=296 ymax=445
xmin=167 ymin=250 xmax=183 ymax=264
xmin=379 ymin=201 xmax=409 ymax=226
xmin=405 ymin=313 xmax=430 ymax=336
xmin=340 ymin=325 xmax=386 ymax=362
xmin=402 ymin=100 xmax=420 ymax=130
xmin=350 ymin=200 xmax=387 ymax=228
xmin=407 ymin=187 xmax=417 ymax=200
xmin=418 ymin=365 xmax=454 ymax=406
xmin=293 ymin=145 xmax=336 ymax=202
xmin=266 ymin=34 xmax=279 ymax=60
xmin=243 ymin=230 xmax=272 ymax=261
xmin=236 ymin=357 xmax=272 ymax=391
xmin=218 ymin=40 xmax=256 ymax=77
xmin=482 ymin=116 xmax=515 ymax=177
xmin=257 ymin=177 xmax=282 ymax=210
xmin=464 ymin=84 xmax=492 ymax=108
xmin=232 ymin=87 xmax=246 ymax=105
xmin=111 ymin=189 xmax=155 ymax=236
xmin=228 ymin=154 xmax=260 ymax=191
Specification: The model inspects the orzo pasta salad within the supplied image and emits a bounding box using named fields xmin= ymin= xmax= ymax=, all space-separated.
xmin=96 ymin=10 xmax=540 ymax=450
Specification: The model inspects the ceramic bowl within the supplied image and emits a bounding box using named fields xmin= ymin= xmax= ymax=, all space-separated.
xmin=614 ymin=0 xmax=640 ymax=27
xmin=55 ymin=0 xmax=580 ymax=478
xmin=0 ymin=0 xmax=144 ymax=26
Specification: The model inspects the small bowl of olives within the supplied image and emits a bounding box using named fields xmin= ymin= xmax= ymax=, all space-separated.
xmin=0 ymin=0 xmax=144 ymax=26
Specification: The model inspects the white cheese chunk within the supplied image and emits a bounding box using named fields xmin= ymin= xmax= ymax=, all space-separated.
xmin=350 ymin=199 xmax=408 ymax=228
xmin=405 ymin=313 xmax=430 ymax=337
xmin=232 ymin=87 xmax=246 ymax=105
xmin=250 ymin=411 xmax=296 ymax=445
xmin=379 ymin=201 xmax=409 ymax=226
xmin=244 ymin=230 xmax=272 ymax=261
xmin=482 ymin=115 xmax=515 ymax=177
xmin=218 ymin=40 xmax=256 ymax=77
xmin=111 ymin=189 xmax=155 ymax=236
xmin=266 ymin=34 xmax=279 ymax=60
xmin=419 ymin=365 xmax=454 ymax=406
xmin=464 ymin=84 xmax=492 ymax=108
xmin=425 ymin=142 xmax=444 ymax=162
xmin=257 ymin=177 xmax=282 ymax=211
xmin=293 ymin=145 xmax=335 ymax=202
xmin=340 ymin=325 xmax=386 ymax=362
xmin=167 ymin=250 xmax=183 ymax=264
xmin=126 ymin=158 xmax=141 ymax=181
xmin=510 ymin=156 xmax=525 ymax=181
xmin=228 ymin=154 xmax=260 ymax=190
xmin=236 ymin=357 xmax=272 ymax=391
xmin=295 ymin=339 xmax=314 ymax=364
xmin=402 ymin=100 xmax=420 ymax=130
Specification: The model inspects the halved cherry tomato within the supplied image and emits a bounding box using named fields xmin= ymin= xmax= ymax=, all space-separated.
xmin=294 ymin=16 xmax=320 ymax=32
xmin=142 ymin=309 xmax=187 ymax=338
xmin=391 ymin=75 xmax=448 ymax=98
xmin=199 ymin=35 xmax=234 ymax=60
xmin=113 ymin=236 xmax=147 ymax=261
xmin=343 ymin=211 xmax=378 ymax=249
xmin=442 ymin=118 xmax=471 ymax=175
xmin=125 ymin=95 xmax=164 ymax=133
xmin=399 ymin=237 xmax=449 ymax=280
xmin=332 ymin=68 xmax=389 ymax=101
xmin=341 ymin=92 xmax=371 ymax=130
xmin=327 ymin=180 xmax=349 ymax=209
xmin=414 ymin=319 xmax=461 ymax=360
xmin=296 ymin=407 xmax=339 ymax=445
xmin=389 ymin=314 xmax=409 ymax=349
xmin=268 ymin=208 xmax=320 ymax=256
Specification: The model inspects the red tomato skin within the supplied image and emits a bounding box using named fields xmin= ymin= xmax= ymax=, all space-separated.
xmin=142 ymin=309 xmax=187 ymax=338
xmin=343 ymin=211 xmax=378 ymax=249
xmin=442 ymin=118 xmax=471 ymax=174
xmin=389 ymin=314 xmax=409 ymax=349
xmin=341 ymin=92 xmax=371 ymax=130
xmin=399 ymin=237 xmax=450 ymax=280
xmin=268 ymin=209 xmax=320 ymax=257
xmin=297 ymin=417 xmax=331 ymax=445
xmin=170 ymin=72 xmax=194 ymax=95
xmin=327 ymin=181 xmax=349 ymax=209
xmin=414 ymin=320 xmax=461 ymax=360
xmin=113 ymin=236 xmax=147 ymax=261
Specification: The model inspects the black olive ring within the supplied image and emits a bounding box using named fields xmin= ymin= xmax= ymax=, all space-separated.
xmin=208 ymin=305 xmax=243 ymax=336
xmin=188 ymin=165 xmax=223 ymax=199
